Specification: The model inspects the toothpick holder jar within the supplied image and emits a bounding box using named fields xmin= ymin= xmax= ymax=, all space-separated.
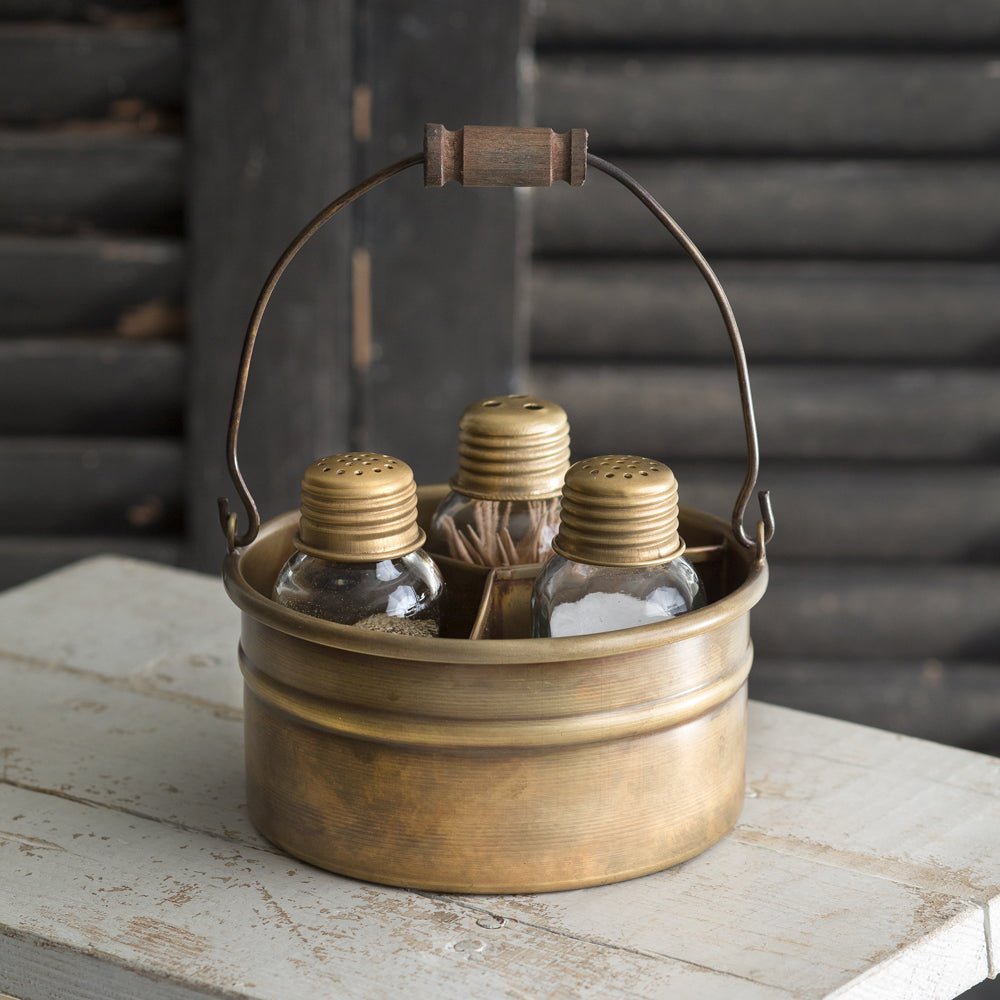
xmin=219 ymin=124 xmax=774 ymax=894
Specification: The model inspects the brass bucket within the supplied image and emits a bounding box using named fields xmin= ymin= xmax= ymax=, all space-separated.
xmin=219 ymin=125 xmax=774 ymax=893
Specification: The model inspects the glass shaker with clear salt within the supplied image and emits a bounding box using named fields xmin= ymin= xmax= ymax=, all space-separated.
xmin=532 ymin=455 xmax=705 ymax=638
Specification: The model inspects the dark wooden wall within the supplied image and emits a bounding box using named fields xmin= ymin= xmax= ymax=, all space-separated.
xmin=0 ymin=1 xmax=184 ymax=588
xmin=3 ymin=0 xmax=997 ymax=758
xmin=527 ymin=1 xmax=1000 ymax=752
xmin=354 ymin=1 xmax=523 ymax=486
xmin=2 ymin=1 xmax=524 ymax=580
xmin=186 ymin=0 xmax=354 ymax=568
xmin=184 ymin=0 xmax=523 ymax=568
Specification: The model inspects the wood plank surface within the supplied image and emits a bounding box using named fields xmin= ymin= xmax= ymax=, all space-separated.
xmin=0 ymin=438 xmax=182 ymax=534
xmin=531 ymin=260 xmax=1000 ymax=362
xmin=539 ymin=55 xmax=1000 ymax=155
xmin=0 ymin=557 xmax=995 ymax=998
xmin=529 ymin=363 xmax=1000 ymax=461
xmin=749 ymin=659 xmax=1000 ymax=755
xmin=756 ymin=563 xmax=1000 ymax=662
xmin=673 ymin=462 xmax=1000 ymax=562
xmin=0 ymin=131 xmax=182 ymax=234
xmin=483 ymin=703 xmax=1000 ymax=999
xmin=0 ymin=562 xmax=772 ymax=998
xmin=534 ymin=159 xmax=1000 ymax=259
xmin=535 ymin=0 xmax=1000 ymax=47
xmin=0 ymin=24 xmax=181 ymax=123
xmin=0 ymin=338 xmax=182 ymax=435
xmin=359 ymin=2 xmax=524 ymax=482
xmin=0 ymin=235 xmax=182 ymax=333
xmin=186 ymin=1 xmax=353 ymax=572
xmin=0 ymin=785 xmax=781 ymax=1000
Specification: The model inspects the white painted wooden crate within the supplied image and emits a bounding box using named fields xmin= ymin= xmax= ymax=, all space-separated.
xmin=0 ymin=557 xmax=997 ymax=999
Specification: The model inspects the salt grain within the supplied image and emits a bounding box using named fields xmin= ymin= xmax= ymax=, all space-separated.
xmin=549 ymin=588 xmax=688 ymax=638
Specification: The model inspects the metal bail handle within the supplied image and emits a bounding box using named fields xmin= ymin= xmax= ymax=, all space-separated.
xmin=219 ymin=124 xmax=775 ymax=555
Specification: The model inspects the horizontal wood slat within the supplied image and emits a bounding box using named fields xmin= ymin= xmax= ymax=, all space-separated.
xmin=0 ymin=2 xmax=175 ymax=21
xmin=0 ymin=438 xmax=181 ymax=534
xmin=534 ymin=160 xmax=1000 ymax=259
xmin=750 ymin=660 xmax=1000 ymax=755
xmin=0 ymin=6 xmax=186 ymax=594
xmin=0 ymin=338 xmax=183 ymax=435
xmin=0 ymin=235 xmax=182 ymax=332
xmin=531 ymin=260 xmax=1000 ymax=362
xmin=0 ymin=131 xmax=182 ymax=234
xmin=535 ymin=0 xmax=1000 ymax=47
xmin=674 ymin=463 xmax=1000 ymax=563
xmin=0 ymin=25 xmax=182 ymax=123
xmin=529 ymin=363 xmax=1000 ymax=461
xmin=755 ymin=564 xmax=1000 ymax=661
xmin=0 ymin=537 xmax=180 ymax=592
xmin=532 ymin=0 xmax=1000 ymax=736
xmin=539 ymin=55 xmax=1000 ymax=155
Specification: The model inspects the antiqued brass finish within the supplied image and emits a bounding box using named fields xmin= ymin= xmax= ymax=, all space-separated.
xmin=553 ymin=455 xmax=684 ymax=567
xmin=223 ymin=490 xmax=767 ymax=893
xmin=451 ymin=394 xmax=571 ymax=501
xmin=295 ymin=452 xmax=424 ymax=562
xmin=219 ymin=126 xmax=774 ymax=893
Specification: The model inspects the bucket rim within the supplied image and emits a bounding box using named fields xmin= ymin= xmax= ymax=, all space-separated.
xmin=222 ymin=501 xmax=768 ymax=665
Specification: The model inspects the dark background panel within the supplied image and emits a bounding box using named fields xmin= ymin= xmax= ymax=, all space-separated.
xmin=529 ymin=0 xmax=1000 ymax=780
xmin=0 ymin=1 xmax=185 ymax=586
xmin=2 ymin=0 xmax=997 ymax=795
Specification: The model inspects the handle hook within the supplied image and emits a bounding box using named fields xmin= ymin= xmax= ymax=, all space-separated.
xmin=218 ymin=153 xmax=424 ymax=550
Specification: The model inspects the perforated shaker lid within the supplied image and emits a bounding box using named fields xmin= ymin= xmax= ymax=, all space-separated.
xmin=552 ymin=455 xmax=685 ymax=567
xmin=452 ymin=394 xmax=571 ymax=500
xmin=295 ymin=452 xmax=425 ymax=562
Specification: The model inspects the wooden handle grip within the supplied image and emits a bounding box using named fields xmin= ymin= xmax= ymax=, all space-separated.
xmin=424 ymin=124 xmax=587 ymax=188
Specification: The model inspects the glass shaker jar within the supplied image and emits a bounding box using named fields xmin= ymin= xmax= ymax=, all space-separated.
xmin=532 ymin=455 xmax=705 ymax=638
xmin=427 ymin=394 xmax=570 ymax=566
xmin=273 ymin=452 xmax=445 ymax=636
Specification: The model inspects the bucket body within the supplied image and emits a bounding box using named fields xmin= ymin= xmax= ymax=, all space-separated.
xmin=224 ymin=487 xmax=767 ymax=893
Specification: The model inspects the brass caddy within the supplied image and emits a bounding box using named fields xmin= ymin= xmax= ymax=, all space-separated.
xmin=220 ymin=125 xmax=773 ymax=893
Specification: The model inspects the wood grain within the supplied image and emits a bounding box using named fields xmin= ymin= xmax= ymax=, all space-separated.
xmin=0 ymin=557 xmax=771 ymax=995
xmin=531 ymin=260 xmax=1000 ymax=362
xmin=485 ymin=701 xmax=1000 ymax=998
xmin=186 ymin=1 xmax=354 ymax=572
xmin=0 ymin=557 xmax=996 ymax=998
xmin=0 ymin=338 xmax=182 ymax=435
xmin=750 ymin=659 xmax=1000 ymax=755
xmin=534 ymin=159 xmax=1000 ymax=259
xmin=0 ymin=24 xmax=181 ymax=122
xmin=0 ymin=785 xmax=782 ymax=1000
xmin=0 ymin=131 xmax=182 ymax=234
xmin=673 ymin=462 xmax=1000 ymax=562
xmin=0 ymin=235 xmax=182 ymax=333
xmin=535 ymin=0 xmax=1000 ymax=46
xmin=0 ymin=1 xmax=175 ymax=20
xmin=756 ymin=563 xmax=1000 ymax=661
xmin=0 ymin=438 xmax=182 ymax=535
xmin=425 ymin=124 xmax=587 ymax=187
xmin=359 ymin=2 xmax=525 ymax=484
xmin=539 ymin=54 xmax=1000 ymax=155
xmin=529 ymin=363 xmax=1000 ymax=461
